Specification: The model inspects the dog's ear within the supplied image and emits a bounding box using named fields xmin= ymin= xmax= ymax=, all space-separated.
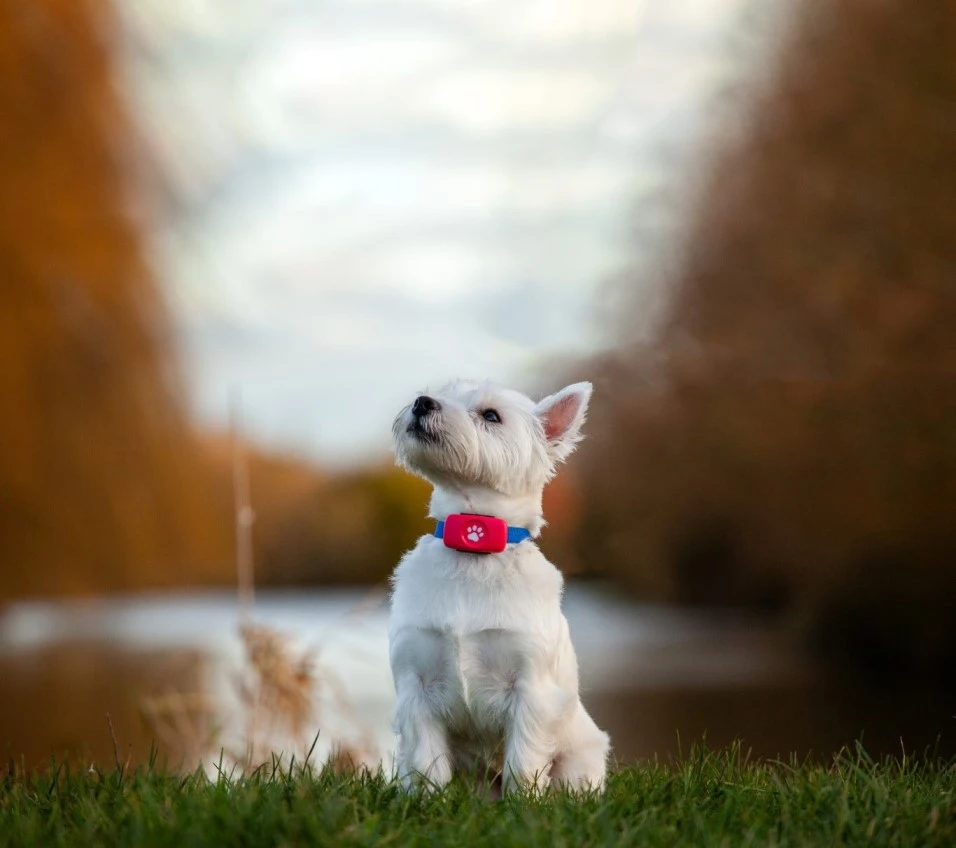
xmin=535 ymin=382 xmax=592 ymax=462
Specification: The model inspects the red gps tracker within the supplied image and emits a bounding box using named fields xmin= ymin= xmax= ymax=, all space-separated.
xmin=439 ymin=513 xmax=508 ymax=554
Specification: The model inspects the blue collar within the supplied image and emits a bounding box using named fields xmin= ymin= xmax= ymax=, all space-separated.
xmin=433 ymin=519 xmax=532 ymax=547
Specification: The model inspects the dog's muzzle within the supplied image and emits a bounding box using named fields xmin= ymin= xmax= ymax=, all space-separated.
xmin=412 ymin=395 xmax=441 ymax=417
xmin=407 ymin=395 xmax=441 ymax=441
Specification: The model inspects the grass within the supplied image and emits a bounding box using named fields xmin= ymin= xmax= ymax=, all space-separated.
xmin=1 ymin=744 xmax=953 ymax=847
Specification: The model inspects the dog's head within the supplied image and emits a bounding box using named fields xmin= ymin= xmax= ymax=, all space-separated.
xmin=392 ymin=379 xmax=591 ymax=497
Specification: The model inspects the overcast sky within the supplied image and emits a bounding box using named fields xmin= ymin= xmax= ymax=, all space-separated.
xmin=122 ymin=0 xmax=755 ymax=464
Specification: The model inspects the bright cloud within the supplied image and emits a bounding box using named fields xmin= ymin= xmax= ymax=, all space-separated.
xmin=123 ymin=0 xmax=750 ymax=461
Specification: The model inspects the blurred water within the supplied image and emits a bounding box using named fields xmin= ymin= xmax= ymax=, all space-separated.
xmin=1 ymin=584 xmax=951 ymax=770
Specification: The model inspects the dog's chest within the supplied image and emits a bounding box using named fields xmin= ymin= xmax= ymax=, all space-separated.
xmin=399 ymin=626 xmax=537 ymax=736
xmin=389 ymin=539 xmax=565 ymax=733
xmin=389 ymin=539 xmax=563 ymax=634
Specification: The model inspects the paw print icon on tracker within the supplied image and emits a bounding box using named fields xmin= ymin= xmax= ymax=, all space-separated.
xmin=465 ymin=524 xmax=485 ymax=543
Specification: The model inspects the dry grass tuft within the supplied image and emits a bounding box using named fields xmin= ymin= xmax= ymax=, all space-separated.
xmin=232 ymin=623 xmax=318 ymax=770
xmin=141 ymin=403 xmax=379 ymax=774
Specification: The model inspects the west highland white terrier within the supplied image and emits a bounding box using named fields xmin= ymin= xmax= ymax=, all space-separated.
xmin=388 ymin=379 xmax=610 ymax=792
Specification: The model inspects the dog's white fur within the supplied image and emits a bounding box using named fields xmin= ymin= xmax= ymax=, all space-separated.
xmin=388 ymin=379 xmax=610 ymax=792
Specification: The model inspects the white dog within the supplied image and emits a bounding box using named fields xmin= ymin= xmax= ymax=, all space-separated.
xmin=388 ymin=379 xmax=610 ymax=792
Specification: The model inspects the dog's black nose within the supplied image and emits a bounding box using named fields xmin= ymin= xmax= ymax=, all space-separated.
xmin=412 ymin=395 xmax=441 ymax=417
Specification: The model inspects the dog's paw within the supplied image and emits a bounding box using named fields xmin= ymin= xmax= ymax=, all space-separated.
xmin=465 ymin=524 xmax=485 ymax=543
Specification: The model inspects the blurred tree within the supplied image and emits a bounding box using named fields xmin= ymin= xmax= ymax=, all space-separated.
xmin=0 ymin=0 xmax=481 ymax=600
xmin=0 ymin=0 xmax=231 ymax=597
xmin=254 ymin=463 xmax=432 ymax=587
xmin=576 ymin=0 xmax=956 ymax=686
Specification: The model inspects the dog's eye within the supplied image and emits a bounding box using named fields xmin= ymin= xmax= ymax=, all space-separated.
xmin=481 ymin=409 xmax=501 ymax=423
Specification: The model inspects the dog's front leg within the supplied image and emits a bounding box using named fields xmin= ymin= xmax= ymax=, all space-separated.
xmin=390 ymin=628 xmax=456 ymax=791
xmin=393 ymin=679 xmax=453 ymax=791
xmin=502 ymin=683 xmax=562 ymax=794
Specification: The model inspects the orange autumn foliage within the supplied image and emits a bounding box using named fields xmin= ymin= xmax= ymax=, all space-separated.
xmin=0 ymin=0 xmax=427 ymax=600
xmin=572 ymin=0 xmax=956 ymax=683
xmin=0 ymin=0 xmax=231 ymax=597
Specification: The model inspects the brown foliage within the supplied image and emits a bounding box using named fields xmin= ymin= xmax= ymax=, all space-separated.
xmin=574 ymin=0 xmax=956 ymax=680
xmin=0 ymin=1 xmax=427 ymax=600
xmin=0 ymin=0 xmax=231 ymax=598
xmin=253 ymin=463 xmax=432 ymax=586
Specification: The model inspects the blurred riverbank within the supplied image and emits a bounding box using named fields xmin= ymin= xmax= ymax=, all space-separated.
xmin=2 ymin=584 xmax=951 ymax=771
